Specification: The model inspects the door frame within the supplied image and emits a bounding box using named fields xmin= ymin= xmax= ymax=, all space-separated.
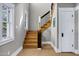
xmin=59 ymin=8 xmax=75 ymax=52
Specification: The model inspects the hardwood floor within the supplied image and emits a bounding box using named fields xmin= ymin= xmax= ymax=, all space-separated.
xmin=17 ymin=44 xmax=79 ymax=56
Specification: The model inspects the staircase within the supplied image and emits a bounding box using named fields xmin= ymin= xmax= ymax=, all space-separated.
xmin=41 ymin=19 xmax=51 ymax=32
xmin=23 ymin=10 xmax=51 ymax=48
xmin=23 ymin=31 xmax=38 ymax=48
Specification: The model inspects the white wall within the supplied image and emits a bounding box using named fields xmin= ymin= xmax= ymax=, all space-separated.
xmin=51 ymin=3 xmax=58 ymax=49
xmin=26 ymin=3 xmax=30 ymax=31
xmin=15 ymin=3 xmax=28 ymax=50
xmin=0 ymin=3 xmax=29 ymax=56
xmin=41 ymin=13 xmax=50 ymax=26
xmin=42 ymin=27 xmax=51 ymax=42
xmin=29 ymin=3 xmax=51 ymax=31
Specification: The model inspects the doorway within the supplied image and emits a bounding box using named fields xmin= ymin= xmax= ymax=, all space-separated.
xmin=59 ymin=8 xmax=74 ymax=52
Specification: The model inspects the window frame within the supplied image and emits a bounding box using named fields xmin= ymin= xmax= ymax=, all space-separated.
xmin=0 ymin=4 xmax=15 ymax=46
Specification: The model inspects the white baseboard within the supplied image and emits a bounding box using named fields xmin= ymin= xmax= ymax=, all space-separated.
xmin=50 ymin=42 xmax=61 ymax=53
xmin=37 ymin=48 xmax=42 ymax=50
xmin=11 ymin=46 xmax=23 ymax=56
xmin=42 ymin=41 xmax=61 ymax=53
xmin=42 ymin=41 xmax=51 ymax=44
xmin=74 ymin=50 xmax=79 ymax=54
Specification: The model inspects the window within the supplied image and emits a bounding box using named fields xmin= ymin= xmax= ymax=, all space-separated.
xmin=0 ymin=4 xmax=14 ymax=46
xmin=52 ymin=17 xmax=56 ymax=27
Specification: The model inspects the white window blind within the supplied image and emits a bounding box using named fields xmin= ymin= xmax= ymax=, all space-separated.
xmin=0 ymin=4 xmax=14 ymax=46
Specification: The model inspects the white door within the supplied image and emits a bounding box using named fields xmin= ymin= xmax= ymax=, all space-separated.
xmin=59 ymin=8 xmax=74 ymax=52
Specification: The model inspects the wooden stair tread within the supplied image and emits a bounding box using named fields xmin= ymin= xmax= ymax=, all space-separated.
xmin=41 ymin=22 xmax=51 ymax=28
xmin=40 ymin=20 xmax=51 ymax=32
xmin=27 ymin=34 xmax=37 ymax=36
xmin=24 ymin=41 xmax=37 ymax=44
xmin=44 ymin=25 xmax=50 ymax=27
xmin=26 ymin=36 xmax=37 ymax=39
xmin=24 ymin=39 xmax=37 ymax=43
xmin=27 ymin=31 xmax=38 ymax=34
xmin=25 ymin=38 xmax=37 ymax=40
xmin=23 ymin=45 xmax=37 ymax=48
xmin=23 ymin=43 xmax=37 ymax=48
xmin=24 ymin=43 xmax=37 ymax=45
xmin=26 ymin=34 xmax=37 ymax=36
xmin=24 ymin=39 xmax=37 ymax=41
xmin=42 ymin=24 xmax=50 ymax=28
xmin=23 ymin=31 xmax=38 ymax=48
xmin=25 ymin=34 xmax=37 ymax=39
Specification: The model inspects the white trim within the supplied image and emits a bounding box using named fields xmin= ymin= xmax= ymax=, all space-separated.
xmin=0 ymin=38 xmax=14 ymax=46
xmin=11 ymin=46 xmax=23 ymax=56
xmin=38 ymin=16 xmax=41 ymax=30
xmin=42 ymin=41 xmax=61 ymax=53
xmin=74 ymin=50 xmax=79 ymax=54
xmin=37 ymin=48 xmax=42 ymax=50
xmin=75 ymin=5 xmax=79 ymax=10
xmin=74 ymin=5 xmax=79 ymax=55
xmin=59 ymin=8 xmax=74 ymax=11
xmin=42 ymin=41 xmax=51 ymax=44
xmin=50 ymin=42 xmax=61 ymax=53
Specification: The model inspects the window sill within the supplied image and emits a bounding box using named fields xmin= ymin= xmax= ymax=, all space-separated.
xmin=0 ymin=37 xmax=14 ymax=46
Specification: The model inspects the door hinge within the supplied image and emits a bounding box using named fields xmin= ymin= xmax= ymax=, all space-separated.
xmin=72 ymin=15 xmax=73 ymax=17
xmin=72 ymin=44 xmax=74 ymax=47
xmin=72 ymin=29 xmax=73 ymax=32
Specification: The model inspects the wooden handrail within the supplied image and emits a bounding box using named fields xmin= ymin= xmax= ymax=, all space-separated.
xmin=41 ymin=10 xmax=50 ymax=19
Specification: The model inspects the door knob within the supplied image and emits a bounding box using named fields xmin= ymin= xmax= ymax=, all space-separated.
xmin=72 ymin=29 xmax=73 ymax=32
xmin=61 ymin=33 xmax=64 ymax=37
